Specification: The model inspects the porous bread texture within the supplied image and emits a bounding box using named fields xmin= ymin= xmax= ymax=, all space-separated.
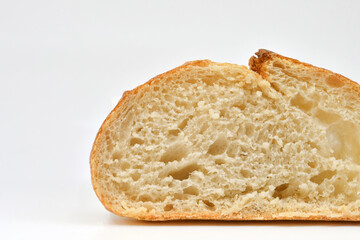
xmin=91 ymin=53 xmax=360 ymax=221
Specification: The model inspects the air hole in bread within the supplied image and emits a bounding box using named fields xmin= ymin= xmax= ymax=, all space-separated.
xmin=233 ymin=102 xmax=246 ymax=111
xmin=326 ymin=121 xmax=360 ymax=163
xmin=131 ymin=172 xmax=141 ymax=181
xmin=220 ymin=109 xmax=226 ymax=117
xmin=307 ymin=161 xmax=316 ymax=168
xmin=243 ymin=186 xmax=253 ymax=194
xmin=138 ymin=194 xmax=153 ymax=202
xmin=310 ymin=170 xmax=336 ymax=184
xmin=168 ymin=129 xmax=180 ymax=136
xmin=214 ymin=158 xmax=226 ymax=165
xmin=202 ymin=200 xmax=216 ymax=210
xmin=314 ymin=108 xmax=340 ymax=125
xmin=160 ymin=142 xmax=189 ymax=163
xmin=169 ymin=163 xmax=200 ymax=180
xmin=326 ymin=75 xmax=345 ymax=88
xmin=274 ymin=183 xmax=288 ymax=192
xmin=183 ymin=186 xmax=199 ymax=195
xmin=178 ymin=117 xmax=191 ymax=130
xmin=174 ymin=193 xmax=184 ymax=200
xmin=175 ymin=100 xmax=188 ymax=109
xmin=112 ymin=151 xmax=122 ymax=161
xmin=273 ymin=183 xmax=289 ymax=199
xmin=241 ymin=169 xmax=253 ymax=178
xmin=164 ymin=204 xmax=174 ymax=211
xmin=130 ymin=137 xmax=144 ymax=146
xmin=290 ymin=93 xmax=313 ymax=112
xmin=207 ymin=135 xmax=229 ymax=155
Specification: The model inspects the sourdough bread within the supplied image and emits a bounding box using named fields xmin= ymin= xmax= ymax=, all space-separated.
xmin=91 ymin=51 xmax=360 ymax=220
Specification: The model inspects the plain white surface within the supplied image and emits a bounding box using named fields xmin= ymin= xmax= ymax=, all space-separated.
xmin=1 ymin=0 xmax=360 ymax=239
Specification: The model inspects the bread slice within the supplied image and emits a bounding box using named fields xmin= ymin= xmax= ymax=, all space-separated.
xmin=90 ymin=51 xmax=360 ymax=221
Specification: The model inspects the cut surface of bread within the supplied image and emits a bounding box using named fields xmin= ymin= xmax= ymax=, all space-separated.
xmin=91 ymin=50 xmax=360 ymax=220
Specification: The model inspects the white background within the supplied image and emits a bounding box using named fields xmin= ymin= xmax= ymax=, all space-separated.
xmin=1 ymin=0 xmax=360 ymax=239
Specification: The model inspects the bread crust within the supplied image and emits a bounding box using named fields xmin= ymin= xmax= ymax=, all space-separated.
xmin=249 ymin=49 xmax=360 ymax=95
xmin=91 ymin=52 xmax=360 ymax=221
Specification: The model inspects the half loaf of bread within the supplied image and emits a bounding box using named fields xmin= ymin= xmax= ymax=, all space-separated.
xmin=91 ymin=50 xmax=360 ymax=220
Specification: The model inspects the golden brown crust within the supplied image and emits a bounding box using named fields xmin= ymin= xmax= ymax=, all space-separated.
xmin=249 ymin=49 xmax=360 ymax=95
xmin=109 ymin=208 xmax=360 ymax=221
xmin=249 ymin=49 xmax=275 ymax=79
xmin=90 ymin=53 xmax=360 ymax=221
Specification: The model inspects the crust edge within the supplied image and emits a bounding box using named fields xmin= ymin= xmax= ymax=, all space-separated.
xmin=249 ymin=49 xmax=360 ymax=95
